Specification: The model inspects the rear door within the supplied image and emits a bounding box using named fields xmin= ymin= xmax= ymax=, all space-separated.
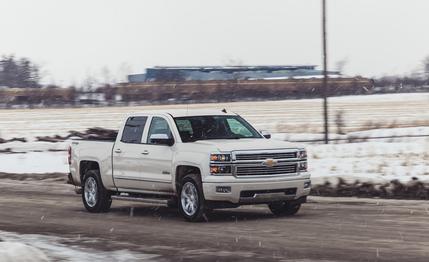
xmin=112 ymin=116 xmax=149 ymax=190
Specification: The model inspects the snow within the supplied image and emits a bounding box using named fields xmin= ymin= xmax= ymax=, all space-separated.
xmin=0 ymin=231 xmax=158 ymax=261
xmin=291 ymin=74 xmax=341 ymax=79
xmin=274 ymin=127 xmax=429 ymax=185
xmin=0 ymin=127 xmax=427 ymax=185
xmin=0 ymin=151 xmax=68 ymax=174
xmin=0 ymin=93 xmax=427 ymax=184
xmin=307 ymin=140 xmax=429 ymax=185
xmin=0 ymin=92 xmax=428 ymax=140
xmin=0 ymin=242 xmax=49 ymax=262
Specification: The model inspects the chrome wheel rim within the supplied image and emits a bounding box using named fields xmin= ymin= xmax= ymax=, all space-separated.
xmin=84 ymin=177 xmax=98 ymax=208
xmin=181 ymin=182 xmax=199 ymax=216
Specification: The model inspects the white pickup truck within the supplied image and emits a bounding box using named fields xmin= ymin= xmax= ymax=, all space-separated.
xmin=68 ymin=109 xmax=311 ymax=221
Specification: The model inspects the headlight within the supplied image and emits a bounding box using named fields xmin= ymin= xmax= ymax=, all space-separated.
xmin=298 ymin=150 xmax=307 ymax=159
xmin=210 ymin=153 xmax=231 ymax=162
xmin=210 ymin=153 xmax=232 ymax=175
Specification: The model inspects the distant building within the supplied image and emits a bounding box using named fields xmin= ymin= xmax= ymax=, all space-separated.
xmin=128 ymin=65 xmax=340 ymax=83
xmin=77 ymin=92 xmax=106 ymax=105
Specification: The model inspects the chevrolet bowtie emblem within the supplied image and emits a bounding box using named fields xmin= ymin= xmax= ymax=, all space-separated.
xmin=262 ymin=159 xmax=277 ymax=167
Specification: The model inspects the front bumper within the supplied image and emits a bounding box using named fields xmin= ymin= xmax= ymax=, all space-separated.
xmin=203 ymin=177 xmax=311 ymax=204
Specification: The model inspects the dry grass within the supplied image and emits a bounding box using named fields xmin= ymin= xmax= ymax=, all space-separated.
xmin=277 ymin=117 xmax=429 ymax=135
xmin=355 ymin=119 xmax=429 ymax=132
xmin=311 ymin=178 xmax=429 ymax=199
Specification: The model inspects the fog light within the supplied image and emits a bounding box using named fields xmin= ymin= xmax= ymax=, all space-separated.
xmin=210 ymin=165 xmax=232 ymax=175
xmin=216 ymin=186 xmax=231 ymax=193
xmin=304 ymin=180 xmax=311 ymax=189
xmin=299 ymin=161 xmax=308 ymax=172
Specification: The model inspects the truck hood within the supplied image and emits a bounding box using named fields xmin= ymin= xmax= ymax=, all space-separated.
xmin=192 ymin=138 xmax=303 ymax=152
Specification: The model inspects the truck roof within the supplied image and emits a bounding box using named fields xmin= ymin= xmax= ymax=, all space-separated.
xmin=129 ymin=109 xmax=237 ymax=118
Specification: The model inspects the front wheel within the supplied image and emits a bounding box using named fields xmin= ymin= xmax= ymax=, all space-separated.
xmin=268 ymin=201 xmax=301 ymax=216
xmin=178 ymin=174 xmax=207 ymax=222
xmin=82 ymin=170 xmax=112 ymax=213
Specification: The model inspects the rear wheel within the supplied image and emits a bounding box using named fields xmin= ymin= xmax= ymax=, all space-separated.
xmin=178 ymin=174 xmax=207 ymax=222
xmin=268 ymin=201 xmax=301 ymax=216
xmin=82 ymin=170 xmax=112 ymax=213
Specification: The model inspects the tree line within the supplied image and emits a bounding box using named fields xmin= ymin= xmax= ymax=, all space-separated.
xmin=0 ymin=55 xmax=41 ymax=88
xmin=1 ymin=53 xmax=429 ymax=90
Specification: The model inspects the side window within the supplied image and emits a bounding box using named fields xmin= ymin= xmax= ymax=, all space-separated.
xmin=121 ymin=116 xmax=148 ymax=143
xmin=147 ymin=117 xmax=173 ymax=144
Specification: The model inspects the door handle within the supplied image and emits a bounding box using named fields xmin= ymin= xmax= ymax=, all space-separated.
xmin=141 ymin=150 xmax=149 ymax=155
xmin=114 ymin=149 xmax=122 ymax=154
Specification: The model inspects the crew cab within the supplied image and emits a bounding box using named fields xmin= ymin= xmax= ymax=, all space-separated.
xmin=68 ymin=109 xmax=311 ymax=221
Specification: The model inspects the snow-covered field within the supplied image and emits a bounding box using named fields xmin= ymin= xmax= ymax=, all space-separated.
xmin=0 ymin=231 xmax=158 ymax=261
xmin=0 ymin=93 xmax=428 ymax=140
xmin=0 ymin=130 xmax=427 ymax=185
xmin=308 ymin=137 xmax=429 ymax=184
xmin=0 ymin=93 xmax=428 ymax=184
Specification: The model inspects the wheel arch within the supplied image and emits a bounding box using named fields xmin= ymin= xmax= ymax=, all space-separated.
xmin=79 ymin=160 xmax=100 ymax=184
xmin=174 ymin=165 xmax=202 ymax=193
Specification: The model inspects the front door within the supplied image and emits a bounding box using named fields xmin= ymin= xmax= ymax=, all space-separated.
xmin=137 ymin=116 xmax=175 ymax=193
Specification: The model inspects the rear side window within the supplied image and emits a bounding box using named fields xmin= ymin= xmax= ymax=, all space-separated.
xmin=121 ymin=116 xmax=148 ymax=143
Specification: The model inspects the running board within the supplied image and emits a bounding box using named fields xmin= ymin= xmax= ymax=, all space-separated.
xmin=111 ymin=195 xmax=170 ymax=205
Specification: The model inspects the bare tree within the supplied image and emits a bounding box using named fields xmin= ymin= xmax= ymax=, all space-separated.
xmin=82 ymin=74 xmax=98 ymax=92
xmin=101 ymin=66 xmax=115 ymax=86
xmin=334 ymin=110 xmax=346 ymax=135
xmin=422 ymin=56 xmax=429 ymax=80
xmin=335 ymin=58 xmax=349 ymax=75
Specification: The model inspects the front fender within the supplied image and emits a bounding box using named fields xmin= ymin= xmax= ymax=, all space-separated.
xmin=173 ymin=151 xmax=210 ymax=183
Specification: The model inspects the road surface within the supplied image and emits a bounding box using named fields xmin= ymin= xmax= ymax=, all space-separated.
xmin=0 ymin=175 xmax=428 ymax=261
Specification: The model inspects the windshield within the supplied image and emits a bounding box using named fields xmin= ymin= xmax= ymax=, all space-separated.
xmin=174 ymin=115 xmax=262 ymax=142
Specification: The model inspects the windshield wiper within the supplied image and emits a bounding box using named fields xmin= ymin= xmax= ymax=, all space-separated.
xmin=184 ymin=135 xmax=245 ymax=142
xmin=203 ymin=136 xmax=241 ymax=140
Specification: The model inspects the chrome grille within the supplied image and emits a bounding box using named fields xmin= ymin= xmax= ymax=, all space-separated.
xmin=235 ymin=164 xmax=297 ymax=176
xmin=235 ymin=152 xmax=297 ymax=161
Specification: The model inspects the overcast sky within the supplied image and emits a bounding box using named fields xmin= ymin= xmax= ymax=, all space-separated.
xmin=1 ymin=0 xmax=429 ymax=85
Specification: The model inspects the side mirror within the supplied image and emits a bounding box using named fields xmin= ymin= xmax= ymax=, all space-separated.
xmin=260 ymin=130 xmax=271 ymax=139
xmin=149 ymin=134 xmax=174 ymax=146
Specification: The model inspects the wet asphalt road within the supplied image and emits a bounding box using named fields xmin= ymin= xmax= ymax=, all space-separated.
xmin=0 ymin=177 xmax=428 ymax=262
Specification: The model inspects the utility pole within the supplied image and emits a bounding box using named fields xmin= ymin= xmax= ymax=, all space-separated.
xmin=322 ymin=0 xmax=329 ymax=144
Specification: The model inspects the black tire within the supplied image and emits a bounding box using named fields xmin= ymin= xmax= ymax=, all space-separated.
xmin=268 ymin=201 xmax=301 ymax=216
xmin=82 ymin=170 xmax=112 ymax=213
xmin=178 ymin=174 xmax=207 ymax=222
